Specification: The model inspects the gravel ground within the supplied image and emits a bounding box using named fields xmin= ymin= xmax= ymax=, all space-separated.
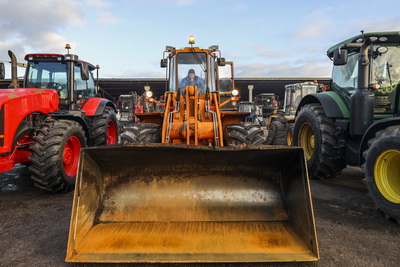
xmin=0 ymin=164 xmax=398 ymax=267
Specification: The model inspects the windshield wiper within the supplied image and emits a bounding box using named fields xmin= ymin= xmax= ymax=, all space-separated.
xmin=190 ymin=48 xmax=206 ymax=72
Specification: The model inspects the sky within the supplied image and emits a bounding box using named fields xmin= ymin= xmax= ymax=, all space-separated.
xmin=0 ymin=0 xmax=400 ymax=79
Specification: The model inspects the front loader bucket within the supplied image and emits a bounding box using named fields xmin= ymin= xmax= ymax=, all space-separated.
xmin=66 ymin=144 xmax=318 ymax=263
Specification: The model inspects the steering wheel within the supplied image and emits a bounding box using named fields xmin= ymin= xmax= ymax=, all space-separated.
xmin=47 ymin=82 xmax=64 ymax=92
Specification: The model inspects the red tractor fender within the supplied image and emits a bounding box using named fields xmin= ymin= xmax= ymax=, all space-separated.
xmin=82 ymin=97 xmax=116 ymax=116
xmin=0 ymin=89 xmax=59 ymax=154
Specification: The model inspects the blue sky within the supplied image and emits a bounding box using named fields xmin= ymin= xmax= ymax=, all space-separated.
xmin=1 ymin=0 xmax=400 ymax=79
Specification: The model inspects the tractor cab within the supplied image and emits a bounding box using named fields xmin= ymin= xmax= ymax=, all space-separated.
xmin=284 ymin=82 xmax=322 ymax=117
xmin=328 ymin=32 xmax=400 ymax=116
xmin=161 ymin=37 xmax=238 ymax=107
xmin=24 ymin=53 xmax=97 ymax=110
xmin=254 ymin=93 xmax=278 ymax=117
xmin=163 ymin=46 xmax=217 ymax=94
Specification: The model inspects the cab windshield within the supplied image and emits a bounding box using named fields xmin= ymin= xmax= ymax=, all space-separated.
xmin=25 ymin=61 xmax=69 ymax=98
xmin=169 ymin=52 xmax=216 ymax=93
xmin=331 ymin=46 xmax=400 ymax=113
xmin=25 ymin=61 xmax=96 ymax=100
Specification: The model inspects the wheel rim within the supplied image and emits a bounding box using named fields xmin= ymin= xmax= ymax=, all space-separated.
xmin=287 ymin=130 xmax=293 ymax=146
xmin=106 ymin=120 xmax=117 ymax=144
xmin=374 ymin=149 xmax=400 ymax=204
xmin=298 ymin=123 xmax=314 ymax=160
xmin=63 ymin=136 xmax=82 ymax=177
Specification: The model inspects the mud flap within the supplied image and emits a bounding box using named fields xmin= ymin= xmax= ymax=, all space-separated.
xmin=66 ymin=144 xmax=318 ymax=263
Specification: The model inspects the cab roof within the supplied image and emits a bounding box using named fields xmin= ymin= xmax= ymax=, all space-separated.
xmin=326 ymin=31 xmax=400 ymax=58
xmin=24 ymin=53 xmax=96 ymax=70
xmin=167 ymin=46 xmax=217 ymax=57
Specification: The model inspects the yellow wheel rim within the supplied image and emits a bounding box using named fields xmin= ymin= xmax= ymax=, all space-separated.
xmin=298 ymin=123 xmax=314 ymax=161
xmin=287 ymin=130 xmax=293 ymax=146
xmin=374 ymin=149 xmax=400 ymax=204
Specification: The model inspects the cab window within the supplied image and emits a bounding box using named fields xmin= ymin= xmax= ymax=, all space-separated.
xmin=74 ymin=64 xmax=96 ymax=98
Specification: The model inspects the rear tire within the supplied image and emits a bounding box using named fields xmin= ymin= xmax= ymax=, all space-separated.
xmin=90 ymin=106 xmax=118 ymax=145
xmin=120 ymin=123 xmax=161 ymax=144
xmin=363 ymin=126 xmax=400 ymax=223
xmin=29 ymin=120 xmax=86 ymax=193
xmin=224 ymin=122 xmax=265 ymax=147
xmin=293 ymin=103 xmax=346 ymax=178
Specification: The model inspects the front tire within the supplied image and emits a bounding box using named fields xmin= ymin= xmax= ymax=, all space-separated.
xmin=29 ymin=120 xmax=86 ymax=193
xmin=293 ymin=103 xmax=346 ymax=178
xmin=363 ymin=126 xmax=400 ymax=223
xmin=224 ymin=122 xmax=265 ymax=147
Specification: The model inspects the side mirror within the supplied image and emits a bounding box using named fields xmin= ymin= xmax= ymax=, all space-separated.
xmin=217 ymin=57 xmax=226 ymax=66
xmin=81 ymin=63 xmax=90 ymax=80
xmin=160 ymin=59 xmax=167 ymax=68
xmin=333 ymin=49 xmax=348 ymax=66
xmin=0 ymin=63 xmax=5 ymax=79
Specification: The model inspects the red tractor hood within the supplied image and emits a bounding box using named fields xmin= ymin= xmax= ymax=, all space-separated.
xmin=0 ymin=88 xmax=59 ymax=155
xmin=0 ymin=88 xmax=59 ymax=112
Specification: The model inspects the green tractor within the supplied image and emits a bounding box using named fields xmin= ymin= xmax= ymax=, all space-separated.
xmin=293 ymin=31 xmax=400 ymax=223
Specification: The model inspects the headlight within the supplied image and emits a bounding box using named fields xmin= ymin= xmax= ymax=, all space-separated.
xmin=145 ymin=91 xmax=153 ymax=98
xmin=232 ymin=89 xmax=239 ymax=96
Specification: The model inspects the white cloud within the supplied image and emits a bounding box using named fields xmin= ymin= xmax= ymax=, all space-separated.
xmin=0 ymin=40 xmax=25 ymax=63
xmin=26 ymin=31 xmax=76 ymax=53
xmin=0 ymin=0 xmax=120 ymax=62
xmin=85 ymin=0 xmax=119 ymax=25
xmin=0 ymin=0 xmax=85 ymax=54
xmin=293 ymin=8 xmax=333 ymax=39
xmin=85 ymin=0 xmax=112 ymax=8
xmin=0 ymin=0 xmax=85 ymax=28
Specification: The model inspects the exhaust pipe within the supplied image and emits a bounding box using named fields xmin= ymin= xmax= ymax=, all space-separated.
xmin=350 ymin=38 xmax=375 ymax=135
xmin=8 ymin=50 xmax=19 ymax=89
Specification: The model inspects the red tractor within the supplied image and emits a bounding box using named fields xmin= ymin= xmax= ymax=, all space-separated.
xmin=0 ymin=49 xmax=118 ymax=192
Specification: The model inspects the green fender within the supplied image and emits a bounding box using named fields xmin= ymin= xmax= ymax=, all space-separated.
xmin=296 ymin=91 xmax=350 ymax=119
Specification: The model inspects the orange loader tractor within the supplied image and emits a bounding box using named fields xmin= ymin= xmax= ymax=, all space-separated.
xmin=119 ymin=45 xmax=265 ymax=146
xmin=66 ymin=38 xmax=319 ymax=263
